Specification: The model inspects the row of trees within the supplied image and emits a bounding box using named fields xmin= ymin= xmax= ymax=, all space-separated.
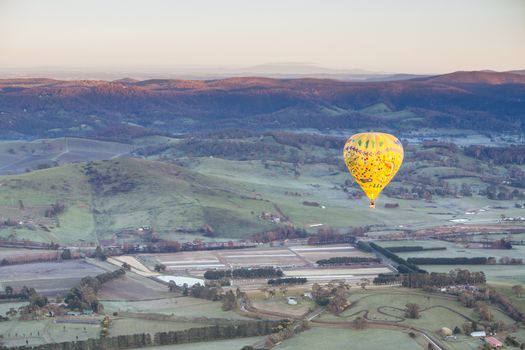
xmin=64 ymin=269 xmax=125 ymax=312
xmin=402 ymin=269 xmax=486 ymax=288
xmin=204 ymin=267 xmax=284 ymax=280
xmin=316 ymin=256 xmax=380 ymax=266
xmin=407 ymin=257 xmax=489 ymax=265
xmin=368 ymin=242 xmax=426 ymax=273
xmin=385 ymin=246 xmax=446 ymax=253
xmin=267 ymin=277 xmax=307 ymax=286
xmin=306 ymin=227 xmax=369 ymax=246
xmin=250 ymin=226 xmax=308 ymax=243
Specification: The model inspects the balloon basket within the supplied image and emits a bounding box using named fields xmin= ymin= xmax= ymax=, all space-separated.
xmin=369 ymin=201 xmax=376 ymax=209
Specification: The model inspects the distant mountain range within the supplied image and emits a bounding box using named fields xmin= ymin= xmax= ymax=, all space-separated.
xmin=0 ymin=70 xmax=524 ymax=139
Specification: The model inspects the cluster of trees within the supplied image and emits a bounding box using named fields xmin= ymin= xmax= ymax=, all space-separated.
xmin=405 ymin=303 xmax=420 ymax=319
xmin=65 ymin=269 xmax=125 ymax=312
xmin=267 ymin=277 xmax=307 ymax=286
xmin=316 ymin=256 xmax=380 ymax=266
xmin=311 ymin=282 xmax=350 ymax=314
xmin=385 ymin=246 xmax=446 ymax=253
xmin=485 ymin=185 xmax=524 ymax=200
xmin=499 ymin=256 xmax=524 ymax=265
xmin=204 ymin=267 xmax=284 ymax=280
xmin=1 ymin=285 xmax=48 ymax=308
xmin=458 ymin=286 xmax=524 ymax=324
xmin=402 ymin=269 xmax=486 ymax=288
xmin=250 ymin=226 xmax=308 ymax=243
xmin=43 ymin=201 xmax=65 ymax=218
xmin=407 ymin=257 xmax=489 ymax=265
xmin=373 ymin=273 xmax=404 ymax=285
xmin=83 ymin=163 xmax=137 ymax=195
xmin=368 ymin=242 xmax=426 ymax=273
xmin=355 ymin=241 xmax=373 ymax=252
xmin=464 ymin=145 xmax=525 ymax=165
xmin=306 ymin=226 xmax=369 ymax=245
xmin=0 ymin=251 xmax=61 ymax=266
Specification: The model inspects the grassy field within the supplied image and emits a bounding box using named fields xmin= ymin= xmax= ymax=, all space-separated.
xmin=128 ymin=336 xmax=266 ymax=350
xmin=275 ymin=328 xmax=421 ymax=350
xmin=110 ymin=318 xmax=203 ymax=336
xmin=0 ymin=316 xmax=101 ymax=347
xmin=377 ymin=239 xmax=525 ymax=261
xmin=101 ymin=297 xmax=249 ymax=320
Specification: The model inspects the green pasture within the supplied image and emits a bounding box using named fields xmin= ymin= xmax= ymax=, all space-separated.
xmin=101 ymin=297 xmax=249 ymax=320
xmin=275 ymin=327 xmax=421 ymax=350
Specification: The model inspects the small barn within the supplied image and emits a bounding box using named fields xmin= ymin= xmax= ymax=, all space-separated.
xmin=470 ymin=331 xmax=486 ymax=337
xmin=484 ymin=337 xmax=503 ymax=348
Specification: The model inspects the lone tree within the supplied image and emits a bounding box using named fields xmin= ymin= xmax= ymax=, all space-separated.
xmin=405 ymin=303 xmax=420 ymax=319
xmin=5 ymin=286 xmax=13 ymax=295
xmin=61 ymin=249 xmax=72 ymax=260
xmin=154 ymin=263 xmax=167 ymax=272
xmin=512 ymin=285 xmax=524 ymax=298
xmin=353 ymin=316 xmax=367 ymax=329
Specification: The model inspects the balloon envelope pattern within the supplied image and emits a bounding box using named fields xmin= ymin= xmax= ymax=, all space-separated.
xmin=343 ymin=132 xmax=404 ymax=208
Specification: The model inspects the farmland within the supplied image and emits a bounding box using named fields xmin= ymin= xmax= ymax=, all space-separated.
xmin=0 ymin=260 xmax=109 ymax=296
xmin=141 ymin=244 xmax=391 ymax=288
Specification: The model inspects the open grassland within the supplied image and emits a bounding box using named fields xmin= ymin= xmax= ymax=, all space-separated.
xmin=109 ymin=318 xmax=203 ymax=336
xmin=275 ymin=327 xmax=422 ymax=350
xmin=377 ymin=239 xmax=525 ymax=261
xmin=101 ymin=297 xmax=250 ymax=320
xmin=251 ymin=295 xmax=316 ymax=318
xmin=0 ymin=316 xmax=101 ymax=347
xmin=128 ymin=336 xmax=266 ymax=350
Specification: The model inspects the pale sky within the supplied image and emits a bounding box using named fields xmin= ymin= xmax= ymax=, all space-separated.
xmin=0 ymin=0 xmax=524 ymax=74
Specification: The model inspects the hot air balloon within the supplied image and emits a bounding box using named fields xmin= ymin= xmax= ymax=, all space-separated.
xmin=343 ymin=132 xmax=404 ymax=208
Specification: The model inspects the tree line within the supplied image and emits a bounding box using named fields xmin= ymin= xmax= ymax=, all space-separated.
xmin=64 ymin=269 xmax=125 ymax=312
xmin=402 ymin=269 xmax=486 ymax=288
xmin=267 ymin=277 xmax=307 ymax=286
xmin=368 ymin=242 xmax=426 ymax=274
xmin=204 ymin=267 xmax=284 ymax=280
xmin=407 ymin=257 xmax=489 ymax=265
xmin=385 ymin=246 xmax=446 ymax=253
xmin=316 ymin=256 xmax=380 ymax=266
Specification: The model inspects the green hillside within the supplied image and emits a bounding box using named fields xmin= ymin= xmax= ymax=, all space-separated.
xmin=0 ymin=131 xmax=524 ymax=245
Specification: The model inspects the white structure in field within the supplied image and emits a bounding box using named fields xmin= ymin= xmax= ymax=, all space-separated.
xmin=156 ymin=275 xmax=204 ymax=286
xmin=470 ymin=331 xmax=487 ymax=337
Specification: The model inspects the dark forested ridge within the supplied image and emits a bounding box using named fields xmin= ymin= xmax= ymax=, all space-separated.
xmin=1 ymin=70 xmax=524 ymax=139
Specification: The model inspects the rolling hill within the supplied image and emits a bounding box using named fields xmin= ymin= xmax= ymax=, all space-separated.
xmin=0 ymin=70 xmax=524 ymax=139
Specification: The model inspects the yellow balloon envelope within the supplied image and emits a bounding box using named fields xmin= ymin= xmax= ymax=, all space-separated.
xmin=343 ymin=132 xmax=404 ymax=208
